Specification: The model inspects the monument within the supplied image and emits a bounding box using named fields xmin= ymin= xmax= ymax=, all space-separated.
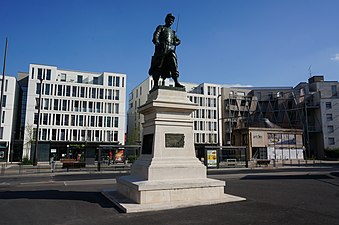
xmin=102 ymin=13 xmax=245 ymax=213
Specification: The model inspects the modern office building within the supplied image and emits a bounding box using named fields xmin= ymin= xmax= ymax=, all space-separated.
xmin=21 ymin=64 xmax=126 ymax=162
xmin=0 ymin=76 xmax=20 ymax=163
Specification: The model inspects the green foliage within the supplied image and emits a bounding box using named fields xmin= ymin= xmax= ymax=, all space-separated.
xmin=127 ymin=155 xmax=138 ymax=163
xmin=21 ymin=157 xmax=33 ymax=165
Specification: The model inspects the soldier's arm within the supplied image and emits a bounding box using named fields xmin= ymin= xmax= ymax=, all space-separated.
xmin=152 ymin=25 xmax=163 ymax=46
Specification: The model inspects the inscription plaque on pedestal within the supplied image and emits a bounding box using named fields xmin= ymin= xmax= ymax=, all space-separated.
xmin=165 ymin=133 xmax=185 ymax=148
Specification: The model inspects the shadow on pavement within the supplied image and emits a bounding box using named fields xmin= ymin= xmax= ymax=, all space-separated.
xmin=241 ymin=174 xmax=333 ymax=180
xmin=0 ymin=190 xmax=115 ymax=208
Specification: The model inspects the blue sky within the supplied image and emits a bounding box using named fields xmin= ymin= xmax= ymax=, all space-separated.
xmin=1 ymin=0 xmax=339 ymax=94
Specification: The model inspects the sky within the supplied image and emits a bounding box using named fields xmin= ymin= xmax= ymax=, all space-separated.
xmin=1 ymin=0 xmax=339 ymax=94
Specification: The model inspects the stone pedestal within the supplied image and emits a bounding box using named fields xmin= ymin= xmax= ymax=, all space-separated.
xmin=103 ymin=87 xmax=245 ymax=212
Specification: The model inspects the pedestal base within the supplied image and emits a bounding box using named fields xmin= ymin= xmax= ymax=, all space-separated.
xmin=103 ymin=177 xmax=245 ymax=213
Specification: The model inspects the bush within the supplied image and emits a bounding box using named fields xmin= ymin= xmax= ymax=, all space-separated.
xmin=127 ymin=155 xmax=138 ymax=163
xmin=21 ymin=157 xmax=33 ymax=165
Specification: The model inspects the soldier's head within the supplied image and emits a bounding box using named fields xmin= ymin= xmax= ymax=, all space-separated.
xmin=165 ymin=13 xmax=175 ymax=26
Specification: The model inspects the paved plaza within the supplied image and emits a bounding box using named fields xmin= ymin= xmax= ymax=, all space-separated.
xmin=0 ymin=165 xmax=338 ymax=225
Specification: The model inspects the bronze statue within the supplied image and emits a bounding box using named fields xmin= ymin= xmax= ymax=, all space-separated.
xmin=148 ymin=13 xmax=184 ymax=88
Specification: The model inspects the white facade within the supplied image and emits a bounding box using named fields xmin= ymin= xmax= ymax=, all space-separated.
xmin=0 ymin=76 xmax=19 ymax=162
xmin=23 ymin=64 xmax=126 ymax=160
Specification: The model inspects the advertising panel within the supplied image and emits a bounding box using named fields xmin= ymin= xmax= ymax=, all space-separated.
xmin=206 ymin=149 xmax=217 ymax=167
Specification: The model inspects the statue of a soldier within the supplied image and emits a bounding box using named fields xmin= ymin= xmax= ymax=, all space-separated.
xmin=148 ymin=13 xmax=184 ymax=88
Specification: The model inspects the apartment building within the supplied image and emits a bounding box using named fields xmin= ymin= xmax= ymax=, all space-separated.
xmin=0 ymin=76 xmax=20 ymax=162
xmin=293 ymin=76 xmax=339 ymax=158
xmin=21 ymin=64 xmax=126 ymax=162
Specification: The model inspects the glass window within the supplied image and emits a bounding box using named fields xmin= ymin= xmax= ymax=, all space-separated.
xmin=72 ymin=86 xmax=77 ymax=97
xmin=65 ymin=115 xmax=69 ymax=126
xmin=66 ymin=86 xmax=71 ymax=96
xmin=57 ymin=85 xmax=62 ymax=96
xmin=77 ymin=75 xmax=83 ymax=83
xmin=53 ymin=99 xmax=58 ymax=110
xmin=328 ymin=126 xmax=334 ymax=133
xmin=38 ymin=68 xmax=43 ymax=80
xmin=93 ymin=77 xmax=99 ymax=85
xmin=326 ymin=114 xmax=333 ymax=121
xmin=80 ymin=87 xmax=85 ymax=97
xmin=328 ymin=137 xmax=335 ymax=145
xmin=36 ymin=83 xmax=41 ymax=95
xmin=46 ymin=69 xmax=51 ymax=80
xmin=108 ymin=76 xmax=113 ymax=86
xmin=92 ymin=88 xmax=96 ymax=98
xmin=116 ymin=76 xmax=120 ymax=87
xmin=1 ymin=95 xmax=6 ymax=107
xmin=114 ymin=117 xmax=118 ymax=127
xmin=326 ymin=102 xmax=332 ymax=109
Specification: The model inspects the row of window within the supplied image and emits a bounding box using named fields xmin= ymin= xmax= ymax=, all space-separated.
xmin=37 ymin=128 xmax=119 ymax=142
xmin=34 ymin=113 xmax=120 ymax=128
xmin=32 ymin=67 xmax=125 ymax=88
xmin=36 ymin=98 xmax=120 ymax=114
xmin=36 ymin=83 xmax=121 ymax=100
xmin=194 ymin=121 xmax=217 ymax=131
xmin=192 ymin=109 xmax=217 ymax=119
xmin=194 ymin=133 xmax=218 ymax=144
xmin=189 ymin=96 xmax=217 ymax=107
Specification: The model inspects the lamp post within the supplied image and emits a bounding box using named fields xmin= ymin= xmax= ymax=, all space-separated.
xmin=33 ymin=77 xmax=43 ymax=166
xmin=216 ymin=94 xmax=222 ymax=147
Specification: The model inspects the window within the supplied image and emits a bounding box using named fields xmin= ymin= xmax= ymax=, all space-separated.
xmin=92 ymin=88 xmax=96 ymax=98
xmin=99 ymin=89 xmax=104 ymax=99
xmin=116 ymin=77 xmax=120 ymax=87
xmin=93 ymin=77 xmax=99 ymax=85
xmin=80 ymin=87 xmax=85 ymax=97
xmin=64 ymin=115 xmax=69 ymax=126
xmin=114 ymin=131 xmax=118 ymax=142
xmin=44 ymin=99 xmax=49 ymax=110
xmin=53 ymin=99 xmax=58 ymax=110
xmin=1 ymin=95 xmax=6 ymax=107
xmin=326 ymin=102 xmax=332 ymax=109
xmin=332 ymin=85 xmax=337 ymax=96
xmin=328 ymin=126 xmax=334 ymax=133
xmin=44 ymin=84 xmax=50 ymax=95
xmin=55 ymin=114 xmax=61 ymax=125
xmin=42 ymin=129 xmax=47 ymax=140
xmin=328 ymin=137 xmax=335 ymax=145
xmin=60 ymin=129 xmax=66 ymax=141
xmin=46 ymin=69 xmax=51 ymax=80
xmin=1 ymin=111 xmax=4 ymax=123
xmin=72 ymin=86 xmax=77 ymax=97
xmin=31 ymin=67 xmax=35 ymax=79
xmin=62 ymin=100 xmax=67 ymax=111
xmin=74 ymin=101 xmax=79 ymax=112
xmin=106 ymin=117 xmax=111 ymax=127
xmin=326 ymin=114 xmax=333 ymax=121
xmin=115 ymin=103 xmax=119 ymax=114
xmin=43 ymin=114 xmax=48 ymax=125
xmin=66 ymin=86 xmax=71 ymax=96
xmin=108 ymin=76 xmax=113 ymax=86
xmin=36 ymin=83 xmax=41 ymax=94
xmin=77 ymin=75 xmax=83 ymax=83
xmin=38 ymin=68 xmax=43 ymax=80
xmin=114 ymin=117 xmax=119 ymax=127
xmin=115 ymin=90 xmax=119 ymax=100
xmin=57 ymin=85 xmax=62 ymax=96
xmin=71 ymin=115 xmax=76 ymax=126
xmin=51 ymin=129 xmax=57 ymax=140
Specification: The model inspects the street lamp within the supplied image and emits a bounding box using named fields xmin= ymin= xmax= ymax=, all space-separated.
xmin=33 ymin=77 xmax=43 ymax=166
